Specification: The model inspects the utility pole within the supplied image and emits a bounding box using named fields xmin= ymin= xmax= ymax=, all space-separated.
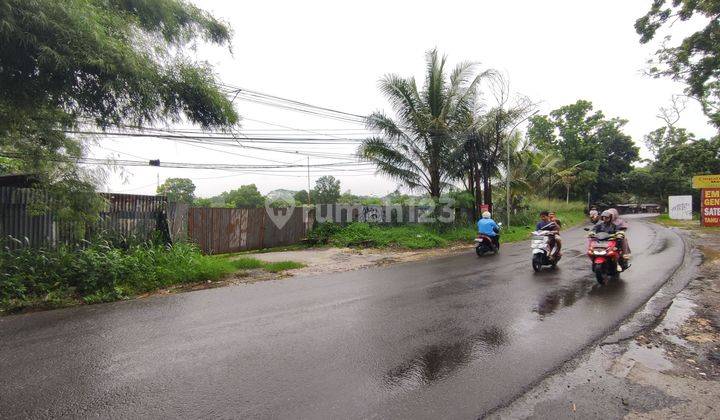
xmin=307 ymin=157 xmax=311 ymax=205
xmin=156 ymin=173 xmax=160 ymax=191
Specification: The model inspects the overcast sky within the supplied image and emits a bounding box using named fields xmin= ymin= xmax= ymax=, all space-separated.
xmin=90 ymin=0 xmax=716 ymax=198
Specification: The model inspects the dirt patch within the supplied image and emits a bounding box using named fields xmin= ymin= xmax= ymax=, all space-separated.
xmin=239 ymin=244 xmax=473 ymax=277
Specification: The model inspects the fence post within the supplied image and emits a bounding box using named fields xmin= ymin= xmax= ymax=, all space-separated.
xmin=259 ymin=209 xmax=266 ymax=249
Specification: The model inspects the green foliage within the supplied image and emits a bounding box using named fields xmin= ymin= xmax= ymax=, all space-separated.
xmin=526 ymin=100 xmax=639 ymax=201
xmin=636 ymin=0 xmax=720 ymax=127
xmin=193 ymin=197 xmax=213 ymax=207
xmin=445 ymin=189 xmax=475 ymax=208
xmin=0 ymin=0 xmax=237 ymax=224
xmin=322 ymin=223 xmax=448 ymax=249
xmin=222 ymin=184 xmax=265 ymax=208
xmin=228 ymin=257 xmax=305 ymax=272
xmin=624 ymin=128 xmax=720 ymax=203
xmin=157 ymin=177 xmax=195 ymax=203
xmin=294 ymin=189 xmax=313 ymax=205
xmin=360 ymin=49 xmax=488 ymax=198
xmin=0 ymin=239 xmax=306 ymax=313
xmin=263 ymin=261 xmax=306 ymax=273
xmin=314 ymin=176 xmax=341 ymax=204
xmin=0 ymin=241 xmax=237 ymax=313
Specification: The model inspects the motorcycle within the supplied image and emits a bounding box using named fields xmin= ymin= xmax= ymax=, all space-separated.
xmin=475 ymin=222 xmax=502 ymax=256
xmin=586 ymin=230 xmax=625 ymax=284
xmin=530 ymin=230 xmax=561 ymax=271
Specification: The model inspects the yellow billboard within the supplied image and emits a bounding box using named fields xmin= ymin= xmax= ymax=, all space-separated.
xmin=692 ymin=174 xmax=720 ymax=189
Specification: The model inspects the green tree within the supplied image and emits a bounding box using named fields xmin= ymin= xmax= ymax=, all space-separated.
xmin=193 ymin=197 xmax=213 ymax=207
xmin=222 ymin=184 xmax=265 ymax=208
xmin=527 ymin=100 xmax=639 ymax=201
xmin=293 ymin=189 xmax=314 ymax=205
xmin=636 ymin=0 xmax=720 ymax=127
xmin=0 ymin=0 xmax=237 ymax=224
xmin=338 ymin=189 xmax=359 ymax=204
xmin=157 ymin=178 xmax=195 ymax=204
xmin=314 ymin=176 xmax=341 ymax=204
xmin=360 ymin=49 xmax=487 ymax=199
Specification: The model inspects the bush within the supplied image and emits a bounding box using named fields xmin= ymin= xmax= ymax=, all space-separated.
xmin=0 ymin=240 xmax=237 ymax=312
xmin=1 ymin=239 xmax=308 ymax=313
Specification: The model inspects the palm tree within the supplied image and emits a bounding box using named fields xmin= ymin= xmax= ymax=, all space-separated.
xmin=359 ymin=49 xmax=487 ymax=199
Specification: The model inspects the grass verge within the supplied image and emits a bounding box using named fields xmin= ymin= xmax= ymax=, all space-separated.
xmin=0 ymin=242 xmax=304 ymax=315
xmin=228 ymin=257 xmax=306 ymax=273
xmin=655 ymin=213 xmax=720 ymax=231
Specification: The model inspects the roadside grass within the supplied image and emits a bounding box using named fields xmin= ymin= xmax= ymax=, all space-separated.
xmin=655 ymin=213 xmax=720 ymax=231
xmin=228 ymin=257 xmax=306 ymax=272
xmin=0 ymin=242 xmax=304 ymax=315
xmin=306 ymin=202 xmax=587 ymax=250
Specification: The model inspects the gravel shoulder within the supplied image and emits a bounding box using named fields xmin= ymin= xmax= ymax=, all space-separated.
xmin=238 ymin=244 xmax=474 ymax=277
xmin=488 ymin=221 xmax=720 ymax=419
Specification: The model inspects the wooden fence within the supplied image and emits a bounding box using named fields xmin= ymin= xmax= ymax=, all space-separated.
xmin=187 ymin=207 xmax=313 ymax=254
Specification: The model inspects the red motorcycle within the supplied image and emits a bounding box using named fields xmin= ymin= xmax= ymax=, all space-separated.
xmin=586 ymin=230 xmax=625 ymax=284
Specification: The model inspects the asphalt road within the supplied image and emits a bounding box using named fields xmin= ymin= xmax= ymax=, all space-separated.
xmin=0 ymin=217 xmax=685 ymax=419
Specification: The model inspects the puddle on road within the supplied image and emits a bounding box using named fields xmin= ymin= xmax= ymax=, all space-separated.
xmin=533 ymin=280 xmax=589 ymax=317
xmin=382 ymin=327 xmax=507 ymax=392
xmin=532 ymin=277 xmax=627 ymax=319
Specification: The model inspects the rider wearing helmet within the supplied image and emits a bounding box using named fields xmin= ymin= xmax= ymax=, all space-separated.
xmin=593 ymin=210 xmax=617 ymax=233
xmin=593 ymin=209 xmax=631 ymax=269
xmin=477 ymin=211 xmax=500 ymax=249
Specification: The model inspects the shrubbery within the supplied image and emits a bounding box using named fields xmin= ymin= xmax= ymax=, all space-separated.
xmin=0 ymin=239 xmax=304 ymax=313
xmin=306 ymin=200 xmax=587 ymax=250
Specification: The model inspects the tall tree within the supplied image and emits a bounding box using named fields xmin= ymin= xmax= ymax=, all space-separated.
xmin=314 ymin=176 xmax=341 ymax=204
xmin=0 ymin=0 xmax=237 ymax=222
xmin=360 ymin=49 xmax=488 ymax=199
xmin=527 ymin=100 xmax=639 ymax=202
xmin=157 ymin=178 xmax=195 ymax=204
xmin=636 ymin=0 xmax=720 ymax=128
xmin=222 ymin=184 xmax=265 ymax=208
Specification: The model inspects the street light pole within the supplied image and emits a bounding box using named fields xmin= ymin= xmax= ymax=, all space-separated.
xmin=506 ymin=110 xmax=539 ymax=228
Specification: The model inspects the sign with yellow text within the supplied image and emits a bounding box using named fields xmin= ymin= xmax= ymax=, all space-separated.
xmin=701 ymin=188 xmax=720 ymax=227
xmin=692 ymin=174 xmax=720 ymax=189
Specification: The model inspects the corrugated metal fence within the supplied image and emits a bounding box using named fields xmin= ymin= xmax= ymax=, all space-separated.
xmin=2 ymin=187 xmax=476 ymax=254
xmin=0 ymin=187 xmax=167 ymax=248
xmin=187 ymin=207 xmax=313 ymax=254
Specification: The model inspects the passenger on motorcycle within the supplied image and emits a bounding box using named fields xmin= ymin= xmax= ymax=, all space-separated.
xmin=477 ymin=211 xmax=500 ymax=249
xmin=593 ymin=210 xmax=631 ymax=269
xmin=535 ymin=211 xmax=560 ymax=253
xmin=548 ymin=211 xmax=563 ymax=256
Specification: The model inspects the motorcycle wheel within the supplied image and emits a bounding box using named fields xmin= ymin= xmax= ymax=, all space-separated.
xmin=595 ymin=270 xmax=606 ymax=285
xmin=475 ymin=246 xmax=486 ymax=257
xmin=532 ymin=254 xmax=543 ymax=272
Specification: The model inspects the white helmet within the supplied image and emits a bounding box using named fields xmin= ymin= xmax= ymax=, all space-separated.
xmin=482 ymin=211 xmax=491 ymax=219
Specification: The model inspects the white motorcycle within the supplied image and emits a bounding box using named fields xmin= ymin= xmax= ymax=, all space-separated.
xmin=530 ymin=230 xmax=561 ymax=272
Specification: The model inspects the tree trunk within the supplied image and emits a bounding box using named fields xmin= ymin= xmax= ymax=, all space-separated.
xmin=469 ymin=169 xmax=477 ymax=221
xmin=566 ymin=184 xmax=570 ymax=203
xmin=483 ymin=173 xmax=492 ymax=210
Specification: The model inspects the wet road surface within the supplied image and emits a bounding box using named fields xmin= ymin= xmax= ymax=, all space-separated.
xmin=0 ymin=217 xmax=685 ymax=419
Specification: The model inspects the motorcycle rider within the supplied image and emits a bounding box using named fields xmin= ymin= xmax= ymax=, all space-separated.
xmin=589 ymin=207 xmax=599 ymax=223
xmin=548 ymin=211 xmax=563 ymax=256
xmin=477 ymin=211 xmax=501 ymax=250
xmin=592 ymin=210 xmax=630 ymax=270
xmin=535 ymin=211 xmax=560 ymax=255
